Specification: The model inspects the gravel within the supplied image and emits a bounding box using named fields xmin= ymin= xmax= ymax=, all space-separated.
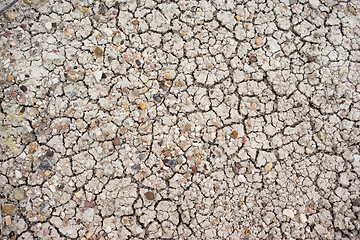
xmin=0 ymin=0 xmax=359 ymax=239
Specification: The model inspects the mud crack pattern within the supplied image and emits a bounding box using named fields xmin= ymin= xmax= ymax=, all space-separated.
xmin=0 ymin=0 xmax=359 ymax=239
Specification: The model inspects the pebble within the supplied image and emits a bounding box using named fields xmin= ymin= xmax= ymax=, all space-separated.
xmin=255 ymin=37 xmax=263 ymax=46
xmin=131 ymin=164 xmax=141 ymax=170
xmin=66 ymin=69 xmax=81 ymax=81
xmin=74 ymin=191 xmax=82 ymax=199
xmin=353 ymin=197 xmax=360 ymax=206
xmin=231 ymin=131 xmax=238 ymax=139
xmin=94 ymin=46 xmax=103 ymax=57
xmin=299 ymin=213 xmax=307 ymax=223
xmin=163 ymin=151 xmax=171 ymax=157
xmin=251 ymin=102 xmax=257 ymax=110
xmin=20 ymin=85 xmax=27 ymax=92
xmin=14 ymin=188 xmax=25 ymax=200
xmin=46 ymin=150 xmax=54 ymax=156
xmin=113 ymin=137 xmax=121 ymax=146
xmin=84 ymin=201 xmax=96 ymax=208
xmin=265 ymin=162 xmax=273 ymax=172
xmin=249 ymin=55 xmax=257 ymax=63
xmin=132 ymin=19 xmax=139 ymax=25
xmin=348 ymin=6 xmax=357 ymax=14
xmin=307 ymin=56 xmax=315 ymax=62
xmin=9 ymin=231 xmax=16 ymax=239
xmin=139 ymin=102 xmax=147 ymax=110
xmin=174 ymin=165 xmax=180 ymax=172
xmin=144 ymin=192 xmax=155 ymax=200
xmin=168 ymin=160 xmax=178 ymax=168
xmin=308 ymin=208 xmax=315 ymax=213
xmin=206 ymin=62 xmax=214 ymax=70
xmin=185 ymin=124 xmax=191 ymax=131
xmin=341 ymin=133 xmax=350 ymax=140
xmin=39 ymin=157 xmax=53 ymax=170
xmin=191 ymin=166 xmax=197 ymax=174
xmin=70 ymin=91 xmax=77 ymax=97
xmin=5 ymin=216 xmax=11 ymax=226
xmin=283 ymin=209 xmax=294 ymax=219
xmin=2 ymin=204 xmax=15 ymax=215
xmin=164 ymin=73 xmax=172 ymax=79
xmin=153 ymin=94 xmax=162 ymax=102
xmin=7 ymin=12 xmax=15 ymax=20
xmin=7 ymin=75 xmax=13 ymax=82
xmin=29 ymin=142 xmax=37 ymax=152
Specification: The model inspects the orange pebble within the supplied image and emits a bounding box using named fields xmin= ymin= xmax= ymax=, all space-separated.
xmin=5 ymin=216 xmax=11 ymax=225
xmin=251 ymin=102 xmax=257 ymax=110
xmin=139 ymin=102 xmax=147 ymax=109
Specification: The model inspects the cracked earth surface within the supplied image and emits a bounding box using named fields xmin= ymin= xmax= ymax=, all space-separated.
xmin=0 ymin=0 xmax=360 ymax=239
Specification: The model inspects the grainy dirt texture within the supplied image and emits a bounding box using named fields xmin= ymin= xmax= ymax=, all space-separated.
xmin=0 ymin=0 xmax=359 ymax=239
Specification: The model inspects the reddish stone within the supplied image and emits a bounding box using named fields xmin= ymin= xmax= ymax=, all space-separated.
xmin=163 ymin=151 xmax=171 ymax=157
xmin=84 ymin=201 xmax=95 ymax=208
xmin=249 ymin=55 xmax=257 ymax=63
xmin=113 ymin=137 xmax=121 ymax=146
xmin=144 ymin=192 xmax=155 ymax=200
xmin=231 ymin=131 xmax=238 ymax=139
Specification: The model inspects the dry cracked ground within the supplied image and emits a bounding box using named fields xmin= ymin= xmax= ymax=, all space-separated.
xmin=0 ymin=0 xmax=359 ymax=239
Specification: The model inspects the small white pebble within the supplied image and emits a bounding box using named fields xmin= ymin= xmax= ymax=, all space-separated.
xmin=283 ymin=209 xmax=294 ymax=219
